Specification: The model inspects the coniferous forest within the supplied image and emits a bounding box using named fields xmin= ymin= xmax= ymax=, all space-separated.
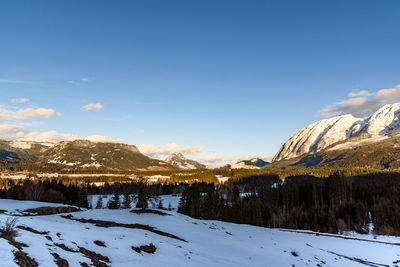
xmin=178 ymin=172 xmax=400 ymax=236
xmin=2 ymin=171 xmax=400 ymax=236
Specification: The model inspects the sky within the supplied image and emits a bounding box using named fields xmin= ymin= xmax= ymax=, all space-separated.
xmin=1 ymin=0 xmax=400 ymax=167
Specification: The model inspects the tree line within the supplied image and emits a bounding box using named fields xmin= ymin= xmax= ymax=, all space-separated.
xmin=178 ymin=172 xmax=400 ymax=236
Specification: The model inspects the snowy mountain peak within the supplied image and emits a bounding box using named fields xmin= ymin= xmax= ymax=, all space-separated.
xmin=231 ymin=158 xmax=269 ymax=169
xmin=364 ymin=103 xmax=400 ymax=135
xmin=165 ymin=153 xmax=206 ymax=170
xmin=166 ymin=153 xmax=185 ymax=161
xmin=273 ymin=103 xmax=400 ymax=162
xmin=273 ymin=114 xmax=361 ymax=161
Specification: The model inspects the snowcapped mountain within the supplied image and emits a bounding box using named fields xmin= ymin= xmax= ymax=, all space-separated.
xmin=231 ymin=158 xmax=269 ymax=169
xmin=273 ymin=103 xmax=400 ymax=162
xmin=165 ymin=153 xmax=206 ymax=169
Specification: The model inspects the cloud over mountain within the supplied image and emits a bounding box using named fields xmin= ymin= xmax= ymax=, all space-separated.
xmin=319 ymin=84 xmax=400 ymax=118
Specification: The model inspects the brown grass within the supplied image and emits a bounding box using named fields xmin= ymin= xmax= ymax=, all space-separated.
xmin=130 ymin=209 xmax=169 ymax=216
xmin=51 ymin=252 xmax=69 ymax=267
xmin=79 ymin=247 xmax=111 ymax=267
xmin=132 ymin=243 xmax=157 ymax=254
xmin=17 ymin=225 xmax=48 ymax=235
xmin=23 ymin=206 xmax=82 ymax=216
xmin=93 ymin=240 xmax=106 ymax=247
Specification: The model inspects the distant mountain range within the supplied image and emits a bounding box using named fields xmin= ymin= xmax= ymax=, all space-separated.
xmin=271 ymin=103 xmax=400 ymax=169
xmin=0 ymin=140 xmax=172 ymax=171
xmin=165 ymin=153 xmax=206 ymax=170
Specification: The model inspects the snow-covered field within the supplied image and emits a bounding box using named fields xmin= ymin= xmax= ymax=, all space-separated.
xmin=0 ymin=195 xmax=400 ymax=266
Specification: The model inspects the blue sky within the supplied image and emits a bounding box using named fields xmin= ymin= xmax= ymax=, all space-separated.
xmin=1 ymin=1 xmax=400 ymax=166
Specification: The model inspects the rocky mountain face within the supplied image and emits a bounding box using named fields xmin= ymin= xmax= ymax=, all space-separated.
xmin=271 ymin=103 xmax=400 ymax=169
xmin=0 ymin=139 xmax=172 ymax=171
xmin=165 ymin=153 xmax=206 ymax=170
xmin=273 ymin=103 xmax=400 ymax=162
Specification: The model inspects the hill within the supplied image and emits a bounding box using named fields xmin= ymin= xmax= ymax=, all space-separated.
xmin=0 ymin=140 xmax=173 ymax=171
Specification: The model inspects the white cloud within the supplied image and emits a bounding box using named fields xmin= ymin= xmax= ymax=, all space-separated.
xmin=0 ymin=124 xmax=122 ymax=143
xmin=138 ymin=143 xmax=205 ymax=158
xmin=0 ymin=125 xmax=78 ymax=143
xmin=21 ymin=131 xmax=80 ymax=143
xmin=319 ymin=84 xmax=400 ymax=118
xmin=0 ymin=107 xmax=21 ymax=122
xmin=11 ymin=98 xmax=30 ymax=104
xmin=80 ymin=77 xmax=89 ymax=81
xmin=348 ymin=89 xmax=373 ymax=97
xmin=81 ymin=103 xmax=104 ymax=111
xmin=84 ymin=135 xmax=121 ymax=143
xmin=17 ymin=108 xmax=61 ymax=118
xmin=192 ymin=155 xmax=272 ymax=168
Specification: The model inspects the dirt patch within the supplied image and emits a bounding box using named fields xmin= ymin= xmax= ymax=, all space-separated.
xmin=94 ymin=240 xmax=106 ymax=247
xmin=14 ymin=250 xmax=38 ymax=267
xmin=53 ymin=242 xmax=110 ymax=267
xmin=132 ymin=243 xmax=157 ymax=254
xmin=62 ymin=215 xmax=186 ymax=242
xmin=24 ymin=206 xmax=82 ymax=216
xmin=51 ymin=252 xmax=69 ymax=267
xmin=54 ymin=243 xmax=78 ymax=253
xmin=130 ymin=209 xmax=170 ymax=216
xmin=17 ymin=225 xmax=48 ymax=235
xmin=79 ymin=247 xmax=111 ymax=267
xmin=0 ymin=230 xmax=38 ymax=267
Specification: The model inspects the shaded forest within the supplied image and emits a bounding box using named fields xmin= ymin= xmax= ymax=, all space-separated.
xmin=178 ymin=172 xmax=400 ymax=236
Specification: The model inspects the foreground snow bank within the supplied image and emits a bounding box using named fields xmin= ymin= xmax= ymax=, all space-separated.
xmin=0 ymin=196 xmax=399 ymax=266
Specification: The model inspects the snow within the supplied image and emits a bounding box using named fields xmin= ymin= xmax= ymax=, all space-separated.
xmin=274 ymin=103 xmax=400 ymax=161
xmin=47 ymin=159 xmax=81 ymax=166
xmin=81 ymin=162 xmax=102 ymax=168
xmin=215 ymin=175 xmax=229 ymax=184
xmin=9 ymin=140 xmax=56 ymax=150
xmin=327 ymin=135 xmax=389 ymax=151
xmin=231 ymin=162 xmax=259 ymax=169
xmin=1 ymin=196 xmax=400 ymax=266
xmin=273 ymin=115 xmax=361 ymax=161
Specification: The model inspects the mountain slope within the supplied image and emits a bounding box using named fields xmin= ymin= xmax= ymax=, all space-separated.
xmin=165 ymin=153 xmax=206 ymax=169
xmin=273 ymin=103 xmax=400 ymax=162
xmin=0 ymin=139 xmax=173 ymax=171
xmin=41 ymin=140 xmax=171 ymax=170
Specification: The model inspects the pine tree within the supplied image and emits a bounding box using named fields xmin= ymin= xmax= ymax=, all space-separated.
xmin=77 ymin=185 xmax=89 ymax=209
xmin=157 ymin=199 xmax=163 ymax=209
xmin=122 ymin=192 xmax=131 ymax=209
xmin=136 ymin=186 xmax=148 ymax=210
xmin=108 ymin=190 xmax=121 ymax=209
xmin=95 ymin=196 xmax=103 ymax=209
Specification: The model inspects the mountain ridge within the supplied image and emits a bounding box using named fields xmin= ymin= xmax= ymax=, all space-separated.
xmin=165 ymin=152 xmax=206 ymax=169
xmin=273 ymin=103 xmax=400 ymax=162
